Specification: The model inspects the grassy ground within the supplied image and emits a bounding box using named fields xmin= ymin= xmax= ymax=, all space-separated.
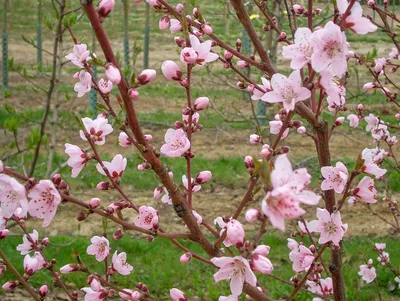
xmin=2 ymin=234 xmax=400 ymax=300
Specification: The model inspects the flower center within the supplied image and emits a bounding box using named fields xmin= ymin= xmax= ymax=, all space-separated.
xmin=324 ymin=40 xmax=341 ymax=58
xmin=144 ymin=213 xmax=153 ymax=224
xmin=324 ymin=221 xmax=337 ymax=234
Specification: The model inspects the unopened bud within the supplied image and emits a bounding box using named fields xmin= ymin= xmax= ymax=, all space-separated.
xmin=96 ymin=181 xmax=110 ymax=190
xmin=334 ymin=117 xmax=345 ymax=126
xmin=39 ymin=285 xmax=48 ymax=298
xmin=51 ymin=174 xmax=62 ymax=185
xmin=297 ymin=126 xmax=306 ymax=134
xmin=89 ymin=198 xmax=101 ymax=209
xmin=128 ymin=88 xmax=139 ymax=99
xmin=180 ymin=252 xmax=192 ymax=263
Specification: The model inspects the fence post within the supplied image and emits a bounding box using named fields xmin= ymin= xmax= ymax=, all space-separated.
xmin=37 ymin=0 xmax=43 ymax=71
xmin=123 ymin=0 xmax=130 ymax=68
xmin=2 ymin=0 xmax=8 ymax=92
xmin=143 ymin=3 xmax=150 ymax=69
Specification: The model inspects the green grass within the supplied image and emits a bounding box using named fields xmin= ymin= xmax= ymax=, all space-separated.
xmin=1 ymin=234 xmax=400 ymax=299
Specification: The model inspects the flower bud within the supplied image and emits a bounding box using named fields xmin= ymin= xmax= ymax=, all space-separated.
xmin=375 ymin=63 xmax=383 ymax=73
xmin=357 ymin=104 xmax=364 ymax=111
xmin=77 ymin=211 xmax=89 ymax=221
xmin=0 ymin=264 xmax=6 ymax=276
xmin=174 ymin=121 xmax=185 ymax=129
xmin=137 ymin=69 xmax=157 ymax=85
xmin=96 ymin=181 xmax=110 ymax=190
xmin=244 ymin=156 xmax=255 ymax=173
xmin=237 ymin=60 xmax=249 ymax=68
xmin=395 ymin=113 xmax=400 ymax=120
xmin=41 ymin=237 xmax=49 ymax=246
xmin=347 ymin=51 xmax=356 ymax=58
xmin=159 ymin=15 xmax=170 ymax=30
xmin=2 ymin=281 xmax=18 ymax=291
xmin=195 ymin=171 xmax=212 ymax=184
xmin=236 ymin=39 xmax=242 ymax=51
xmin=260 ymin=144 xmax=272 ymax=158
xmin=236 ymin=81 xmax=245 ymax=89
xmin=247 ymin=84 xmax=255 ymax=93
xmin=137 ymin=162 xmax=151 ymax=171
xmin=224 ymin=50 xmax=233 ymax=62
xmin=194 ymin=97 xmax=209 ymax=111
xmin=162 ymin=60 xmax=182 ymax=80
xmin=226 ymin=219 xmax=245 ymax=248
xmin=249 ymin=134 xmax=261 ymax=144
xmin=39 ymin=285 xmax=48 ymax=298
xmin=280 ymin=32 xmax=287 ymax=40
xmin=292 ymin=4 xmax=304 ymax=14
xmin=297 ymin=126 xmax=306 ymax=134
xmin=98 ymin=0 xmax=115 ymax=20
xmin=0 ymin=229 xmax=9 ymax=240
xmin=180 ymin=252 xmax=192 ymax=263
xmin=176 ymin=3 xmax=184 ymax=12
xmin=334 ymin=117 xmax=345 ymax=126
xmin=60 ymin=264 xmax=80 ymax=274
xmin=367 ymin=0 xmax=376 ymax=7
xmin=201 ymin=24 xmax=213 ymax=35
xmin=113 ymin=229 xmax=124 ymax=240
xmin=105 ymin=64 xmax=121 ymax=84
xmin=89 ymin=198 xmax=101 ymax=209
xmin=51 ymin=174 xmax=62 ymax=185
xmin=174 ymin=36 xmax=185 ymax=47
xmin=245 ymin=208 xmax=260 ymax=223
xmin=170 ymin=288 xmax=188 ymax=301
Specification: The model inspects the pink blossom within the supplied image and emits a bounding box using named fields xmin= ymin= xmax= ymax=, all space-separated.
xmin=202 ymin=24 xmax=213 ymax=35
xmin=262 ymin=70 xmax=311 ymax=111
xmin=0 ymin=174 xmax=28 ymax=219
xmin=162 ymin=60 xmax=183 ymax=80
xmin=320 ymin=277 xmax=333 ymax=295
xmin=170 ymin=288 xmax=188 ymax=301
xmin=160 ymin=129 xmax=191 ymax=157
xmin=251 ymin=77 xmax=271 ymax=100
xmin=182 ymin=175 xmax=201 ymax=192
xmin=320 ymin=69 xmax=346 ymax=111
xmin=358 ymin=261 xmax=377 ymax=283
xmin=28 ymin=180 xmax=61 ymax=227
xmin=65 ymin=143 xmax=88 ymax=178
xmin=353 ymin=176 xmax=377 ymax=204
xmin=112 ymin=251 xmax=133 ymax=275
xmin=98 ymin=0 xmax=115 ymax=19
xmin=337 ymin=0 xmax=377 ymax=34
xmin=23 ymin=252 xmax=45 ymax=275
xmin=375 ymin=243 xmax=386 ymax=252
xmin=307 ymin=208 xmax=347 ymax=246
xmin=82 ymin=280 xmax=107 ymax=301
xmin=105 ymin=64 xmax=121 ymax=84
xmin=97 ymin=78 xmax=113 ymax=94
xmin=159 ymin=15 xmax=170 ymax=30
xmin=119 ymin=132 xmax=133 ymax=147
xmin=226 ymin=219 xmax=245 ymax=248
xmin=191 ymin=210 xmax=203 ymax=225
xmin=364 ymin=113 xmax=379 ymax=132
xmin=183 ymin=112 xmax=200 ymax=124
xmin=389 ymin=48 xmax=399 ymax=60
xmin=170 ymin=19 xmax=182 ymax=33
xmin=119 ymin=290 xmax=141 ymax=301
xmin=250 ymin=246 xmax=273 ymax=274
xmin=74 ymin=71 xmax=92 ymax=98
xmin=96 ymin=154 xmax=127 ymax=181
xmin=282 ymin=28 xmax=314 ymax=69
xmin=311 ymin=21 xmax=348 ymax=77
xmin=261 ymin=154 xmax=321 ymax=230
xmin=194 ymin=97 xmax=209 ymax=111
xmin=86 ymin=236 xmax=111 ymax=262
xmin=180 ymin=35 xmax=218 ymax=66
xmin=269 ymin=120 xmax=289 ymax=139
xmin=307 ymin=280 xmax=322 ymax=295
xmin=161 ymin=187 xmax=172 ymax=205
xmin=211 ymin=256 xmax=257 ymax=295
xmin=17 ymin=229 xmax=39 ymax=255
xmin=377 ymin=252 xmax=390 ymax=265
xmin=134 ymin=205 xmax=159 ymax=230
xmin=361 ymin=148 xmax=387 ymax=178
xmin=65 ymin=44 xmax=90 ymax=68
xmin=347 ymin=114 xmax=359 ymax=128
xmin=245 ymin=208 xmax=260 ymax=223
xmin=320 ymin=161 xmax=348 ymax=193
xmin=137 ymin=69 xmax=157 ymax=85
xmin=79 ymin=116 xmax=113 ymax=145
xmin=289 ymin=245 xmax=315 ymax=272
